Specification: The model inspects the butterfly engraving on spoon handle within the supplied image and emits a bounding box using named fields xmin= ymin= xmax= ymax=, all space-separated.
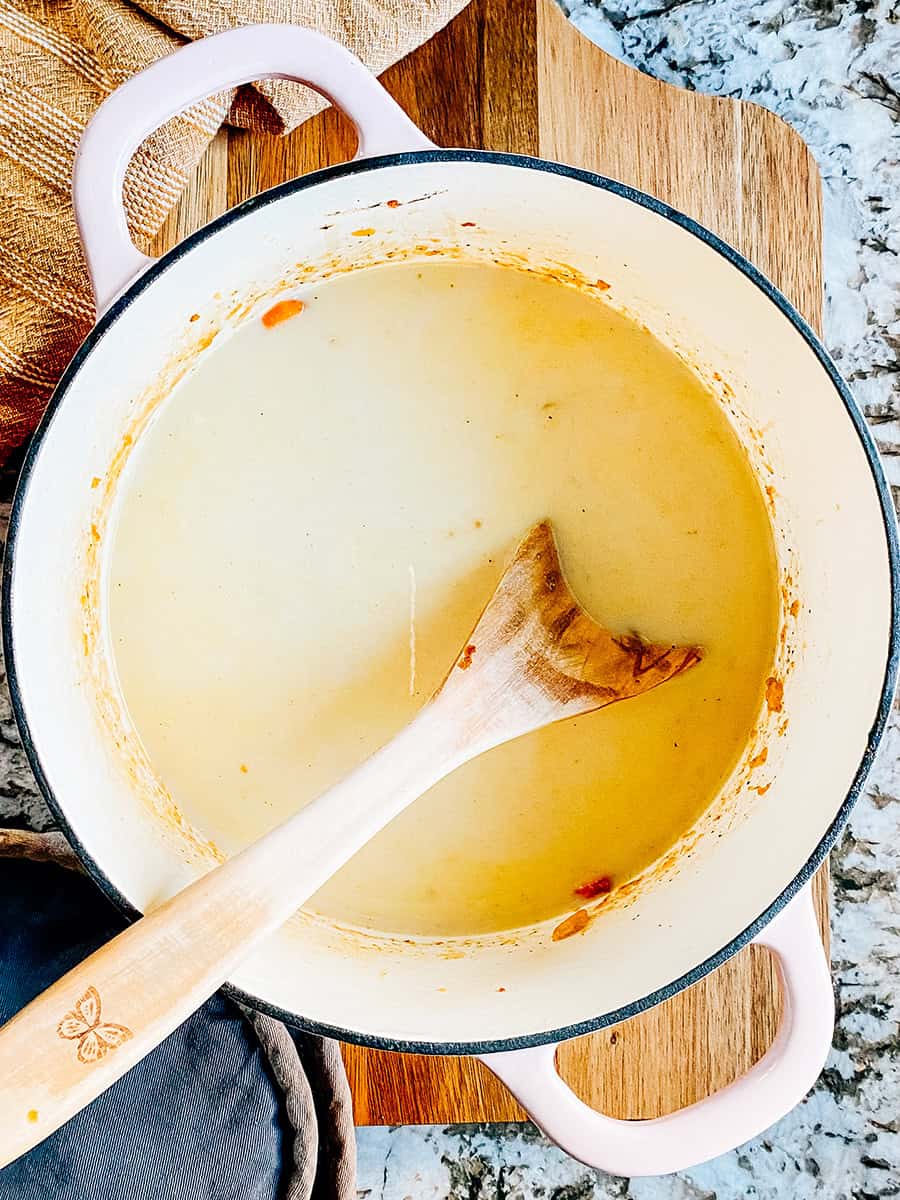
xmin=56 ymin=987 xmax=132 ymax=1064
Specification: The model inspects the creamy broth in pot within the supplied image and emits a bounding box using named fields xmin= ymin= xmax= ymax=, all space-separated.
xmin=107 ymin=261 xmax=778 ymax=937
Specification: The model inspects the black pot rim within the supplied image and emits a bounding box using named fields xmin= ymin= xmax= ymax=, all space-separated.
xmin=4 ymin=149 xmax=898 ymax=1056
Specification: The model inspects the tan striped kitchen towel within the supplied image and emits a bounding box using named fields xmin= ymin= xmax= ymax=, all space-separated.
xmin=0 ymin=0 xmax=467 ymax=465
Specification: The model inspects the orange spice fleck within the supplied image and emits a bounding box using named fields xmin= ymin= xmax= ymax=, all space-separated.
xmin=461 ymin=221 xmax=476 ymax=227
xmin=790 ymin=599 xmax=800 ymax=618
xmin=239 ymin=764 xmax=249 ymax=774
xmin=552 ymin=908 xmax=590 ymax=941
xmin=474 ymin=519 xmax=483 ymax=528
xmin=386 ymin=199 xmax=401 ymax=208
xmin=748 ymin=747 xmax=768 ymax=769
xmin=778 ymin=718 xmax=789 ymax=737
xmin=765 ymin=676 xmax=784 ymax=713
xmin=713 ymin=371 xmax=723 ymax=382
xmin=750 ymin=782 xmax=772 ymax=796
xmin=189 ymin=313 xmax=200 ymax=323
xmin=27 ymin=1110 xmax=38 ymax=1124
xmin=261 ymin=299 xmax=304 ymax=329
xmin=90 ymin=524 xmax=100 ymax=543
xmin=497 ymin=986 xmax=506 ymax=993
xmin=352 ymin=227 xmax=376 ymax=237
xmin=458 ymin=644 xmax=476 ymax=671
xmin=91 ymin=476 xmax=101 ymax=489
xmin=765 ymin=484 xmax=777 ymax=504
xmin=574 ymin=875 xmax=612 ymax=899
xmin=595 ymin=279 xmax=611 ymax=291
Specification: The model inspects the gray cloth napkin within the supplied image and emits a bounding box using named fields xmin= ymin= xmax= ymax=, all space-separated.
xmin=0 ymin=829 xmax=356 ymax=1200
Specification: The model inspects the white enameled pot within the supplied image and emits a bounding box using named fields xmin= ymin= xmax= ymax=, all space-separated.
xmin=3 ymin=26 xmax=898 ymax=1177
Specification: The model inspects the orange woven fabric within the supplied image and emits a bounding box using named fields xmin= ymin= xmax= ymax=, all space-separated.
xmin=0 ymin=0 xmax=466 ymax=463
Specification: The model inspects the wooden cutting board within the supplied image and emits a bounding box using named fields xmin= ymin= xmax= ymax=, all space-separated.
xmin=154 ymin=0 xmax=827 ymax=1124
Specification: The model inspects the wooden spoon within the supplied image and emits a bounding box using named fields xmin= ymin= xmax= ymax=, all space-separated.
xmin=0 ymin=520 xmax=701 ymax=1166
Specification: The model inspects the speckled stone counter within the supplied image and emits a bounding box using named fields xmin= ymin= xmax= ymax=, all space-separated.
xmin=1 ymin=2 xmax=897 ymax=1196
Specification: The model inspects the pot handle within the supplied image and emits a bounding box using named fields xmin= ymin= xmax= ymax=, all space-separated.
xmin=480 ymin=884 xmax=834 ymax=1178
xmin=73 ymin=24 xmax=434 ymax=315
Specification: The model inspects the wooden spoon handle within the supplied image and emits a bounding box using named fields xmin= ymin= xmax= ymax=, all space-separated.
xmin=0 ymin=699 xmax=460 ymax=1168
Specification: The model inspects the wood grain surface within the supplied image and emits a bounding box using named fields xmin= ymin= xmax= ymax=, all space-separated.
xmin=151 ymin=0 xmax=827 ymax=1126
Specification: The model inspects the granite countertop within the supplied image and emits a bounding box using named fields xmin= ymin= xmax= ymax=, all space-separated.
xmin=1 ymin=1 xmax=897 ymax=1196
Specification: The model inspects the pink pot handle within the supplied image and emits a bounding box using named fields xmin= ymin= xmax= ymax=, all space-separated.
xmin=481 ymin=884 xmax=833 ymax=1177
xmin=73 ymin=24 xmax=434 ymax=315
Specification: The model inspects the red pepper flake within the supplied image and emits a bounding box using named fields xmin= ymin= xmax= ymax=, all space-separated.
xmin=496 ymin=986 xmax=506 ymax=993
xmin=261 ymin=299 xmax=304 ymax=328
xmin=458 ymin=644 xmax=476 ymax=670
xmin=574 ymin=875 xmax=612 ymax=899
xmin=461 ymin=221 xmax=476 ymax=228
xmin=765 ymin=676 xmax=784 ymax=713
xmin=352 ymin=227 xmax=376 ymax=237
xmin=386 ymin=199 xmax=401 ymax=208
xmin=552 ymin=908 xmax=590 ymax=941
xmin=595 ymin=279 xmax=611 ymax=291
